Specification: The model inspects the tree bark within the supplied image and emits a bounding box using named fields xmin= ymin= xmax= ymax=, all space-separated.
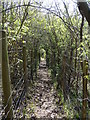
xmin=77 ymin=1 xmax=90 ymax=26
xmin=2 ymin=31 xmax=13 ymax=119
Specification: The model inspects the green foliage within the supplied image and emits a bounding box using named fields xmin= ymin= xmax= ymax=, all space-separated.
xmin=2 ymin=0 xmax=90 ymax=119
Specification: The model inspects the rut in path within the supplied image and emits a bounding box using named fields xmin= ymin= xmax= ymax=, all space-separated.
xmin=26 ymin=60 xmax=66 ymax=119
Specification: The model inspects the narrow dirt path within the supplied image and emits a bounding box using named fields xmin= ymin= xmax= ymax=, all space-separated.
xmin=26 ymin=60 xmax=66 ymax=119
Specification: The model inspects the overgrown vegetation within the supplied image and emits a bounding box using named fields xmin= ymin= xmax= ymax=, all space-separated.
xmin=0 ymin=0 xmax=90 ymax=119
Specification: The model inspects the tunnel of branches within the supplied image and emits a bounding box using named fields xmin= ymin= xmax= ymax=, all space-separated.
xmin=0 ymin=1 xmax=90 ymax=119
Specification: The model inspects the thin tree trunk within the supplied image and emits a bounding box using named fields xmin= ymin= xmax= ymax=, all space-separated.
xmin=82 ymin=60 xmax=88 ymax=120
xmin=2 ymin=31 xmax=13 ymax=119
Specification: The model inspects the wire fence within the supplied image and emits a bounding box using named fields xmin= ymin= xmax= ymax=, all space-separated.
xmin=0 ymin=33 xmax=41 ymax=119
xmin=60 ymin=51 xmax=90 ymax=111
xmin=0 ymin=39 xmax=34 ymax=119
xmin=0 ymin=29 xmax=90 ymax=119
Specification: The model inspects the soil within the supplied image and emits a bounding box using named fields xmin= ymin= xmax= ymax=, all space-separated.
xmin=26 ymin=60 xmax=66 ymax=119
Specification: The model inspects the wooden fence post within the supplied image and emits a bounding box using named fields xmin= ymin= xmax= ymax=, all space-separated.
xmin=62 ymin=54 xmax=67 ymax=101
xmin=0 ymin=31 xmax=2 ymax=64
xmin=30 ymin=49 xmax=33 ymax=80
xmin=34 ymin=44 xmax=37 ymax=79
xmin=46 ymin=49 xmax=49 ymax=67
xmin=2 ymin=31 xmax=13 ymax=119
xmin=39 ymin=49 xmax=41 ymax=64
xmin=82 ymin=60 xmax=88 ymax=120
xmin=23 ymin=41 xmax=27 ymax=92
